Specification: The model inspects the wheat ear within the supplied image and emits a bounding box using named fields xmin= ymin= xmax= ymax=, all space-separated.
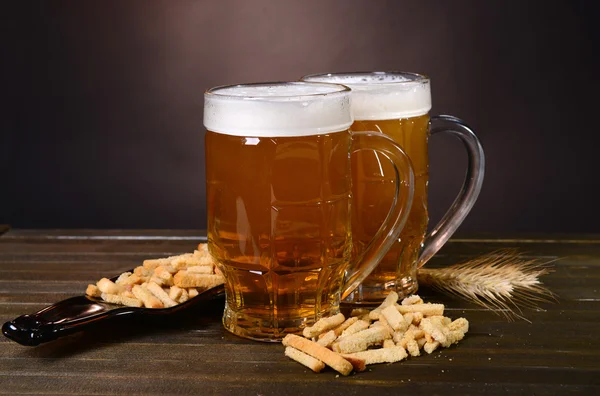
xmin=417 ymin=250 xmax=556 ymax=321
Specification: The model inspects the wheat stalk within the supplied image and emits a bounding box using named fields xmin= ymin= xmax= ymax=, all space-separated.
xmin=417 ymin=249 xmax=556 ymax=321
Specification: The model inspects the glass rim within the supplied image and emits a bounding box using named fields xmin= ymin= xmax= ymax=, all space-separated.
xmin=301 ymin=71 xmax=430 ymax=85
xmin=205 ymin=81 xmax=352 ymax=102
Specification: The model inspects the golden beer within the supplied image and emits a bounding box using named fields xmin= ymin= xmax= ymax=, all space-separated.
xmin=303 ymin=72 xmax=485 ymax=304
xmin=206 ymin=130 xmax=353 ymax=340
xmin=204 ymin=82 xmax=415 ymax=340
xmin=350 ymin=115 xmax=429 ymax=301
xmin=303 ymin=72 xmax=432 ymax=302
xmin=204 ymin=82 xmax=355 ymax=341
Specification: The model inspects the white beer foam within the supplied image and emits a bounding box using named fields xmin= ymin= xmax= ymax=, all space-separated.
xmin=204 ymin=83 xmax=353 ymax=137
xmin=303 ymin=73 xmax=432 ymax=121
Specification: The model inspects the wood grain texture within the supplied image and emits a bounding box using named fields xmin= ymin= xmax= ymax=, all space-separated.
xmin=1 ymin=230 xmax=599 ymax=395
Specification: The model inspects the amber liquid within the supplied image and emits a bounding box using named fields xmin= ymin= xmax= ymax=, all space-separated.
xmin=346 ymin=114 xmax=430 ymax=303
xmin=205 ymin=130 xmax=353 ymax=341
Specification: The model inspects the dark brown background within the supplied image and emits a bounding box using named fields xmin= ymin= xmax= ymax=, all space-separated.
xmin=2 ymin=0 xmax=599 ymax=232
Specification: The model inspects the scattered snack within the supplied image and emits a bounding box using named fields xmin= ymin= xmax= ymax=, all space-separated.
xmin=396 ymin=302 xmax=444 ymax=316
xmin=146 ymin=281 xmax=178 ymax=308
xmin=331 ymin=317 xmax=359 ymax=336
xmin=85 ymin=284 xmax=101 ymax=298
xmin=101 ymin=292 xmax=143 ymax=308
xmin=282 ymin=334 xmax=355 ymax=376
xmin=316 ymin=330 xmax=338 ymax=348
xmin=173 ymin=271 xmax=224 ymax=289
xmin=85 ymin=244 xmax=225 ymax=309
xmin=282 ymin=294 xmax=469 ymax=376
xmin=342 ymin=345 xmax=408 ymax=365
xmin=303 ymin=313 xmax=345 ymax=338
xmin=97 ymin=278 xmax=121 ymax=295
xmin=284 ymin=347 xmax=326 ymax=373
xmin=333 ymin=326 xmax=390 ymax=354
xmin=401 ymin=295 xmax=424 ymax=305
xmin=341 ymin=319 xmax=369 ymax=337
xmin=381 ymin=305 xmax=409 ymax=332
xmin=369 ymin=291 xmax=399 ymax=320
xmin=342 ymin=355 xmax=367 ymax=372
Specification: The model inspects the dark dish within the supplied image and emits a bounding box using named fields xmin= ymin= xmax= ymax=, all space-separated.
xmin=2 ymin=276 xmax=225 ymax=346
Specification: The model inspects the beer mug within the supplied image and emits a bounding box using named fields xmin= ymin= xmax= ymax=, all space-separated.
xmin=204 ymin=82 xmax=415 ymax=341
xmin=302 ymin=72 xmax=485 ymax=304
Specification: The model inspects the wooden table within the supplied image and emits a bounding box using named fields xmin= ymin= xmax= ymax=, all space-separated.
xmin=1 ymin=230 xmax=598 ymax=395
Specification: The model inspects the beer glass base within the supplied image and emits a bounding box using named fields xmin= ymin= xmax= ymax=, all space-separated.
xmin=342 ymin=276 xmax=418 ymax=305
xmin=222 ymin=304 xmax=340 ymax=342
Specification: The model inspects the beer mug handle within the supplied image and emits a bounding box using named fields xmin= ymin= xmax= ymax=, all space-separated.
xmin=417 ymin=115 xmax=485 ymax=268
xmin=341 ymin=131 xmax=415 ymax=300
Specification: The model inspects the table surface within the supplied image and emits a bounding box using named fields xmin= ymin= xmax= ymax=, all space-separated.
xmin=1 ymin=229 xmax=598 ymax=395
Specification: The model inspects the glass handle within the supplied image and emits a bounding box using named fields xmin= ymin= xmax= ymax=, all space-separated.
xmin=341 ymin=132 xmax=415 ymax=300
xmin=417 ymin=115 xmax=485 ymax=268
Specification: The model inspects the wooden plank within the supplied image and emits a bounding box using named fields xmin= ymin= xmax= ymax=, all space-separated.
xmin=0 ymin=240 xmax=203 ymax=254
xmin=452 ymin=232 xmax=600 ymax=242
xmin=0 ymin=354 xmax=598 ymax=385
xmin=0 ymin=231 xmax=599 ymax=395
xmin=0 ymin=377 xmax=595 ymax=396
xmin=438 ymin=241 xmax=600 ymax=258
xmin=1 ymin=229 xmax=207 ymax=239
xmin=1 ymin=309 xmax=598 ymax=359
xmin=0 ymin=229 xmax=207 ymax=255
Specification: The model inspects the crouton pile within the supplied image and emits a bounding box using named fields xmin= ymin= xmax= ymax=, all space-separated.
xmin=283 ymin=292 xmax=469 ymax=375
xmin=85 ymin=244 xmax=224 ymax=308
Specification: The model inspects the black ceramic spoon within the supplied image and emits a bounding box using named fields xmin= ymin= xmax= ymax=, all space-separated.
xmin=2 ymin=257 xmax=225 ymax=346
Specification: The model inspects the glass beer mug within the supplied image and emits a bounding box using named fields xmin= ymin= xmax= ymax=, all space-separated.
xmin=302 ymin=72 xmax=485 ymax=304
xmin=204 ymin=82 xmax=415 ymax=341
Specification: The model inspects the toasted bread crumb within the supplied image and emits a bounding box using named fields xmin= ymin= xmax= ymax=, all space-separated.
xmin=369 ymin=291 xmax=399 ymax=320
xmin=303 ymin=313 xmax=345 ymax=338
xmin=381 ymin=305 xmax=409 ymax=333
xmin=86 ymin=284 xmax=101 ymax=298
xmin=132 ymin=285 xmax=164 ymax=309
xmin=406 ymin=339 xmax=420 ymax=357
xmin=316 ymin=330 xmax=338 ymax=348
xmin=334 ymin=327 xmax=390 ymax=354
xmin=397 ymin=303 xmax=444 ymax=317
xmin=342 ymin=346 xmax=408 ymax=365
xmin=178 ymin=288 xmax=190 ymax=303
xmin=285 ymin=347 xmax=326 ymax=373
xmin=401 ymin=294 xmax=424 ymax=305
xmin=331 ymin=316 xmax=359 ymax=336
xmin=343 ymin=355 xmax=366 ymax=372
xmin=173 ymin=271 xmax=224 ymax=289
xmin=143 ymin=258 xmax=169 ymax=270
xmin=187 ymin=266 xmax=214 ymax=274
xmin=115 ymin=272 xmax=132 ymax=285
xmin=168 ymin=285 xmax=184 ymax=301
xmin=97 ymin=278 xmax=121 ymax=295
xmin=101 ymin=292 xmax=143 ymax=308
xmin=449 ymin=317 xmax=469 ymax=333
xmin=133 ymin=266 xmax=152 ymax=279
xmin=283 ymin=334 xmax=353 ymax=376
xmin=424 ymin=341 xmax=440 ymax=354
xmin=146 ymin=282 xmax=177 ymax=308
xmin=383 ymin=339 xmax=396 ymax=349
xmin=119 ymin=273 xmax=143 ymax=286
xmin=340 ymin=319 xmax=369 ymax=338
